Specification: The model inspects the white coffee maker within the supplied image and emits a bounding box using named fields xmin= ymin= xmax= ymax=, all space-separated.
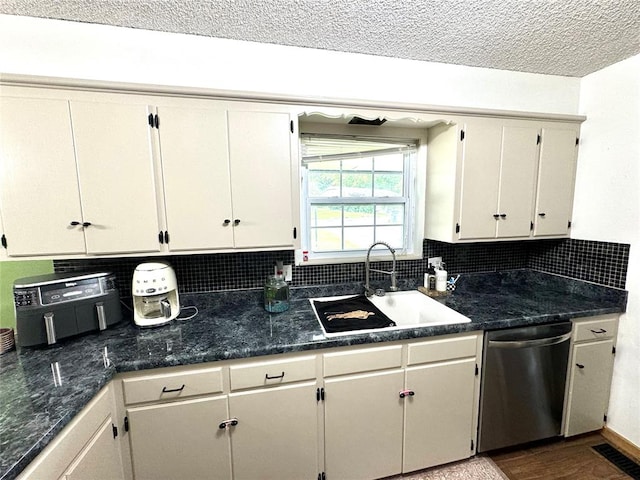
xmin=132 ymin=262 xmax=180 ymax=327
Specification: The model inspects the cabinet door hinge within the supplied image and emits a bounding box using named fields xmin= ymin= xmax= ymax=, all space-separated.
xmin=1 ymin=234 xmax=6 ymax=249
xmin=455 ymin=223 xmax=460 ymax=234
xmin=475 ymin=364 xmax=479 ymax=376
xmin=471 ymin=439 xmax=475 ymax=451
xmin=460 ymin=130 xmax=465 ymax=141
xmin=293 ymin=227 xmax=297 ymax=240
xmin=124 ymin=416 xmax=129 ymax=432
xmin=159 ymin=231 xmax=164 ymax=244
xmin=316 ymin=387 xmax=325 ymax=402
xmin=290 ymin=120 xmax=294 ymax=134
xmin=612 ymin=345 xmax=616 ymax=355
xmin=112 ymin=423 xmax=118 ymax=438
xmin=537 ymin=134 xmax=541 ymax=145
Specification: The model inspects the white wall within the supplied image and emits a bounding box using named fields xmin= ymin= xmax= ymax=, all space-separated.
xmin=574 ymin=54 xmax=640 ymax=447
xmin=0 ymin=15 xmax=581 ymax=114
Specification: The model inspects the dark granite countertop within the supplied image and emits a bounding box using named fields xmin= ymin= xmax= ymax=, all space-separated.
xmin=0 ymin=269 xmax=627 ymax=480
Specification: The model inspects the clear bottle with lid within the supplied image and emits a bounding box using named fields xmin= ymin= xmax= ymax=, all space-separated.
xmin=264 ymin=263 xmax=290 ymax=313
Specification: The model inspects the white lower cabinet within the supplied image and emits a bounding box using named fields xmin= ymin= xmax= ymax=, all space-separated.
xmin=324 ymin=370 xmax=405 ymax=480
xmin=228 ymin=383 xmax=319 ymax=480
xmin=564 ymin=315 xmax=619 ymax=437
xmin=403 ymin=358 xmax=476 ymax=472
xmin=127 ymin=396 xmax=232 ymax=480
xmin=17 ymin=385 xmax=124 ymax=480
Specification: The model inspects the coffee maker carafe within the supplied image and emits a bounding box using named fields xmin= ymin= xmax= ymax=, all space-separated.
xmin=132 ymin=262 xmax=180 ymax=327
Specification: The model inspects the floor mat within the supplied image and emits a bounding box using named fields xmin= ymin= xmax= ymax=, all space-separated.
xmin=592 ymin=443 xmax=640 ymax=479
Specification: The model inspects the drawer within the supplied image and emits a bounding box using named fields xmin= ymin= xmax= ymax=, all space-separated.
xmin=230 ymin=356 xmax=316 ymax=390
xmin=324 ymin=345 xmax=403 ymax=377
xmin=407 ymin=335 xmax=478 ymax=366
xmin=573 ymin=315 xmax=618 ymax=342
xmin=122 ymin=367 xmax=223 ymax=405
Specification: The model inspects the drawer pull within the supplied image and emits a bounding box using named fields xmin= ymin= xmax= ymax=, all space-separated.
xmin=265 ymin=371 xmax=285 ymax=380
xmin=399 ymin=389 xmax=415 ymax=398
xmin=590 ymin=328 xmax=607 ymax=334
xmin=161 ymin=384 xmax=185 ymax=394
xmin=576 ymin=363 xmax=585 ymax=369
xmin=219 ymin=418 xmax=239 ymax=430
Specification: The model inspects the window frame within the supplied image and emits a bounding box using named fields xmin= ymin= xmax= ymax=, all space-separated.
xmin=297 ymin=128 xmax=427 ymax=266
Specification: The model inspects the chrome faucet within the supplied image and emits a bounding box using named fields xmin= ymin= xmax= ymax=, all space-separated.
xmin=365 ymin=241 xmax=398 ymax=297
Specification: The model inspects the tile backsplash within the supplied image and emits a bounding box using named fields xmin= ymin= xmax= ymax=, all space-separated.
xmin=53 ymin=238 xmax=630 ymax=297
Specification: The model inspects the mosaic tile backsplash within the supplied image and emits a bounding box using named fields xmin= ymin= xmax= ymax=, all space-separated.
xmin=53 ymin=238 xmax=630 ymax=297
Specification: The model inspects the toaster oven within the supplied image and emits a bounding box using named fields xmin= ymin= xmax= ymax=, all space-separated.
xmin=13 ymin=272 xmax=122 ymax=347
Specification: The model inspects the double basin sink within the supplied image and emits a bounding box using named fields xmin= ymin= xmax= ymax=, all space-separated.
xmin=310 ymin=290 xmax=471 ymax=337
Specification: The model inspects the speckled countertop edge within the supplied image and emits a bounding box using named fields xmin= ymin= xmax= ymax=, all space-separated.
xmin=0 ymin=269 xmax=628 ymax=480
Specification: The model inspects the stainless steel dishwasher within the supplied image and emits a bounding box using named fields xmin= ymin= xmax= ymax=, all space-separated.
xmin=477 ymin=321 xmax=573 ymax=452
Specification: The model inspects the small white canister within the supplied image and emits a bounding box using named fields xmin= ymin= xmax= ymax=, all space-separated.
xmin=435 ymin=269 xmax=448 ymax=292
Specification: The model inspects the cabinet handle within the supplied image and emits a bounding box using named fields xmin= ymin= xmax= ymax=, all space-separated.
xmin=538 ymin=213 xmax=546 ymax=217
xmin=493 ymin=214 xmax=500 ymax=219
xmin=82 ymin=222 xmax=92 ymax=227
xmin=576 ymin=363 xmax=585 ymax=369
xmin=265 ymin=371 xmax=285 ymax=380
xmin=161 ymin=384 xmax=185 ymax=394
xmin=223 ymin=219 xmax=231 ymax=226
xmin=590 ymin=328 xmax=607 ymax=334
xmin=399 ymin=389 xmax=415 ymax=398
xmin=218 ymin=418 xmax=239 ymax=429
xmin=234 ymin=219 xmax=241 ymax=226
xmin=70 ymin=221 xmax=81 ymax=226
xmin=499 ymin=213 xmax=507 ymax=218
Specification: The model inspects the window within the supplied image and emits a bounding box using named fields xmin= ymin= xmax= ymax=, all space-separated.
xmin=300 ymin=134 xmax=421 ymax=263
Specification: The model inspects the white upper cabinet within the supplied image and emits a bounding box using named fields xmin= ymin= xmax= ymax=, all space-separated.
xmin=425 ymin=117 xmax=580 ymax=243
xmin=533 ymin=127 xmax=579 ymax=237
xmin=0 ymin=97 xmax=86 ymax=256
xmin=156 ymin=103 xmax=235 ymax=251
xmin=69 ymin=100 xmax=162 ymax=255
xmin=227 ymin=109 xmax=295 ymax=249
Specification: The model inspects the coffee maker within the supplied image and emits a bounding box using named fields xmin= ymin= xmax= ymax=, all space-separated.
xmin=132 ymin=262 xmax=180 ymax=327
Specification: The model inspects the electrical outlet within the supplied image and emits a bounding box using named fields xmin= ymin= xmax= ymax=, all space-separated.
xmin=428 ymin=256 xmax=442 ymax=268
xmin=274 ymin=264 xmax=293 ymax=282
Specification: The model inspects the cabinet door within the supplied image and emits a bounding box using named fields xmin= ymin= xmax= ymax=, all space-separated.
xmin=496 ymin=126 xmax=539 ymax=238
xmin=458 ymin=121 xmax=503 ymax=239
xmin=70 ymin=101 xmax=162 ymax=254
xmin=0 ymin=97 xmax=86 ymax=256
xmin=227 ymin=110 xmax=294 ymax=248
xmin=403 ymin=358 xmax=476 ymax=473
xmin=64 ymin=417 xmax=123 ymax=480
xmin=157 ymin=104 xmax=235 ymax=251
xmin=324 ymin=370 xmax=404 ymax=480
xmin=564 ymin=340 xmax=615 ymax=437
xmin=127 ymin=396 xmax=232 ymax=480
xmin=534 ymin=127 xmax=578 ymax=237
xmin=228 ymin=382 xmax=319 ymax=480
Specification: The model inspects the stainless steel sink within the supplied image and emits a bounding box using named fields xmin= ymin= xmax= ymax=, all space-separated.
xmin=309 ymin=290 xmax=471 ymax=337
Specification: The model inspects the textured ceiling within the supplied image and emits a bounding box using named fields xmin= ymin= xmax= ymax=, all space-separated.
xmin=2 ymin=0 xmax=640 ymax=77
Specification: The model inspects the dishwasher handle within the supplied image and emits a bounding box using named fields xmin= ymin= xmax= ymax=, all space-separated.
xmin=487 ymin=331 xmax=572 ymax=349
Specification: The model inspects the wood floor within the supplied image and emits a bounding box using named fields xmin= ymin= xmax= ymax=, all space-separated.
xmin=489 ymin=432 xmax=639 ymax=479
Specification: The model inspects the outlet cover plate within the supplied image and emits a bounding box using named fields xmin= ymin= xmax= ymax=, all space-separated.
xmin=274 ymin=264 xmax=293 ymax=282
xmin=428 ymin=256 xmax=442 ymax=268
